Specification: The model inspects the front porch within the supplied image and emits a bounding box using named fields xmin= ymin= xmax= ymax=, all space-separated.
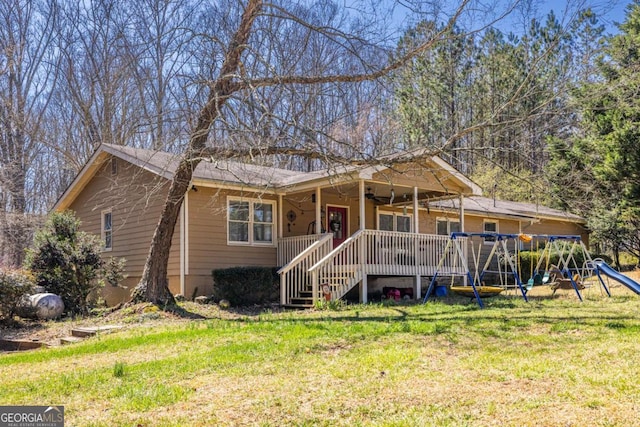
xmin=274 ymin=157 xmax=481 ymax=307
xmin=278 ymin=230 xmax=468 ymax=307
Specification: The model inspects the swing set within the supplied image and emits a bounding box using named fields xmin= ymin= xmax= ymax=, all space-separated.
xmin=531 ymin=235 xmax=610 ymax=301
xmin=423 ymin=233 xmax=610 ymax=307
xmin=423 ymin=232 xmax=529 ymax=308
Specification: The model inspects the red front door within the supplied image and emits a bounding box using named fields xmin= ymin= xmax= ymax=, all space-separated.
xmin=327 ymin=206 xmax=348 ymax=248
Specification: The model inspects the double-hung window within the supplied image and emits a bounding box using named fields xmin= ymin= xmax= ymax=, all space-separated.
xmin=378 ymin=211 xmax=412 ymax=233
xmin=436 ymin=218 xmax=461 ymax=236
xmin=228 ymin=198 xmax=275 ymax=245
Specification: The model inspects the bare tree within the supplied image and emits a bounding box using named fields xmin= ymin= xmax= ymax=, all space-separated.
xmin=0 ymin=0 xmax=60 ymax=266
xmin=130 ymin=0 xmax=481 ymax=304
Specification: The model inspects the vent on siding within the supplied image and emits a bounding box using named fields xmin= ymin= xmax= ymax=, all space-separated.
xmin=111 ymin=157 xmax=118 ymax=176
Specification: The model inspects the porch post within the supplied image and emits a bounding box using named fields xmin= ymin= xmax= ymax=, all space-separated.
xmin=359 ymin=180 xmax=367 ymax=303
xmin=278 ymin=194 xmax=283 ymax=239
xmin=460 ymin=193 xmax=467 ymax=286
xmin=278 ymin=194 xmax=285 ymax=305
xmin=413 ymin=186 xmax=420 ymax=300
xmin=315 ymin=187 xmax=322 ymax=234
xmin=413 ymin=186 xmax=419 ymax=233
xmin=359 ymin=180 xmax=366 ymax=230
xmin=459 ymin=193 xmax=465 ymax=232
xmin=360 ymin=274 xmax=368 ymax=303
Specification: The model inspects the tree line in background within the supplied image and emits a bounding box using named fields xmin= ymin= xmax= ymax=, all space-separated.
xmin=0 ymin=0 xmax=638 ymax=278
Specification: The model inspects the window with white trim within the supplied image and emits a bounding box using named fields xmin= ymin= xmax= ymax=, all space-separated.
xmin=227 ymin=198 xmax=275 ymax=245
xmin=436 ymin=218 xmax=460 ymax=236
xmin=378 ymin=211 xmax=412 ymax=233
xmin=483 ymin=220 xmax=498 ymax=243
xmin=101 ymin=209 xmax=113 ymax=251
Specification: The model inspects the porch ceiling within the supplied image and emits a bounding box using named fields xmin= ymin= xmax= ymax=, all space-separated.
xmin=283 ymin=180 xmax=461 ymax=207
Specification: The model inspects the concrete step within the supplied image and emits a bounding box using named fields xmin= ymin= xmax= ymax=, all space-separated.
xmin=60 ymin=336 xmax=84 ymax=345
xmin=0 ymin=339 xmax=47 ymax=351
xmin=71 ymin=328 xmax=97 ymax=338
xmin=71 ymin=325 xmax=123 ymax=338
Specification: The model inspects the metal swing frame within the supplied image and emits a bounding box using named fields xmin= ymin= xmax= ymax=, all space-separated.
xmin=532 ymin=235 xmax=611 ymax=301
xmin=423 ymin=232 xmax=528 ymax=308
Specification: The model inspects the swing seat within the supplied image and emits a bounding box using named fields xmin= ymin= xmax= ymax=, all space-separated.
xmin=450 ymin=286 xmax=504 ymax=298
xmin=550 ymin=274 xmax=585 ymax=294
xmin=542 ymin=271 xmax=551 ymax=284
xmin=525 ymin=273 xmax=543 ymax=292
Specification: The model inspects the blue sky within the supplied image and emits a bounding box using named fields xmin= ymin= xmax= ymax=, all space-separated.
xmin=521 ymin=0 xmax=630 ymax=33
xmin=386 ymin=0 xmax=632 ymax=36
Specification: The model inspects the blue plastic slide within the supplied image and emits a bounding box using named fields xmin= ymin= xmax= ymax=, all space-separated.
xmin=595 ymin=261 xmax=640 ymax=295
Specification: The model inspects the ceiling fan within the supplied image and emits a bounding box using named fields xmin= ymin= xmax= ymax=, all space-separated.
xmin=365 ymin=187 xmax=395 ymax=204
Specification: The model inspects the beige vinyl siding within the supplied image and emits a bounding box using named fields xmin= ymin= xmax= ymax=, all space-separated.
xmin=525 ymin=220 xmax=589 ymax=246
xmin=66 ymin=156 xmax=181 ymax=302
xmin=281 ymin=191 xmax=317 ymax=236
xmin=370 ymin=163 xmax=467 ymax=195
xmin=281 ymin=190 xmax=375 ymax=235
xmin=186 ymin=187 xmax=279 ymax=295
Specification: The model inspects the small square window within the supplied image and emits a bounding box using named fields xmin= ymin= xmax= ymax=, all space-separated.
xmin=483 ymin=220 xmax=498 ymax=243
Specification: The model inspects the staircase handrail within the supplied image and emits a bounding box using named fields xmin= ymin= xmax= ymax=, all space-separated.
xmin=308 ymin=229 xmax=366 ymax=273
xmin=277 ymin=233 xmax=333 ymax=275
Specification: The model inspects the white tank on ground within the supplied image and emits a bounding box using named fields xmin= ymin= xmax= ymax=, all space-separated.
xmin=29 ymin=293 xmax=65 ymax=320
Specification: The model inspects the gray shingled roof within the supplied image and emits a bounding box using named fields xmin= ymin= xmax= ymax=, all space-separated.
xmin=429 ymin=196 xmax=584 ymax=223
xmin=103 ymin=143 xmax=326 ymax=187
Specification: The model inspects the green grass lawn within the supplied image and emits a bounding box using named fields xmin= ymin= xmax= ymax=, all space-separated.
xmin=2 ymin=293 xmax=640 ymax=426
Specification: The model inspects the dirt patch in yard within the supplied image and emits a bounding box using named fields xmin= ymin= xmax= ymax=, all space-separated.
xmin=3 ymin=268 xmax=640 ymax=348
xmin=0 ymin=301 xmax=283 ymax=349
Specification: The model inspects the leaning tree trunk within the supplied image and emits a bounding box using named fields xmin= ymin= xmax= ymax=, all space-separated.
xmin=131 ymin=0 xmax=263 ymax=305
xmin=130 ymin=157 xmax=200 ymax=304
xmin=129 ymin=0 xmax=468 ymax=305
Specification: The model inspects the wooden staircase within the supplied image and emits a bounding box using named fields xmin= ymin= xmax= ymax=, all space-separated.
xmin=279 ymin=230 xmax=464 ymax=308
xmin=286 ymin=269 xmax=363 ymax=308
xmin=288 ymin=288 xmax=314 ymax=308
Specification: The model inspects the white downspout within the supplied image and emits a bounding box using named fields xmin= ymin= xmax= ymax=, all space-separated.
xmin=180 ymin=192 xmax=187 ymax=296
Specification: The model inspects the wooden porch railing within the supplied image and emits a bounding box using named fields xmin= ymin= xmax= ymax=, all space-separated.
xmin=361 ymin=230 xmax=465 ymax=277
xmin=277 ymin=234 xmax=327 ymax=266
xmin=278 ymin=233 xmax=333 ymax=305
xmin=279 ymin=230 xmax=468 ymax=306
